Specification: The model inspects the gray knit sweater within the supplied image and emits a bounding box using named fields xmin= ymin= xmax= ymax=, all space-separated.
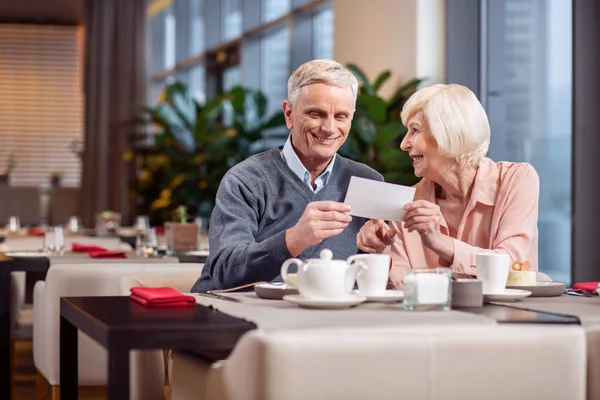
xmin=191 ymin=149 xmax=383 ymax=292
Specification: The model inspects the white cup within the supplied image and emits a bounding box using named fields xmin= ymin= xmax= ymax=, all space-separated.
xmin=476 ymin=253 xmax=511 ymax=294
xmin=347 ymin=254 xmax=390 ymax=296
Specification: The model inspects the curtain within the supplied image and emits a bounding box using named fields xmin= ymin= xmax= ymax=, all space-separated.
xmin=81 ymin=0 xmax=147 ymax=226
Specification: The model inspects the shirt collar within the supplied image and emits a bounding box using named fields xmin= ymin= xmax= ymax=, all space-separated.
xmin=281 ymin=135 xmax=336 ymax=189
xmin=414 ymin=157 xmax=498 ymax=206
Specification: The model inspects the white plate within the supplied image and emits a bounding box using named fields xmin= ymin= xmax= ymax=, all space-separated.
xmin=5 ymin=251 xmax=47 ymax=258
xmin=352 ymin=290 xmax=404 ymax=303
xmin=185 ymin=250 xmax=209 ymax=257
xmin=484 ymin=289 xmax=532 ymax=302
xmin=283 ymin=294 xmax=366 ymax=309
xmin=506 ymin=281 xmax=566 ymax=297
xmin=254 ymin=283 xmax=299 ymax=300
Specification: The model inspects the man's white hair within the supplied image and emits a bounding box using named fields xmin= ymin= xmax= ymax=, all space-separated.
xmin=287 ymin=59 xmax=359 ymax=107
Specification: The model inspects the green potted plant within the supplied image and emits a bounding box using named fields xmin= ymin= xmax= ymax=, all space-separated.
xmin=340 ymin=64 xmax=425 ymax=186
xmin=165 ymin=205 xmax=199 ymax=255
xmin=128 ymin=82 xmax=286 ymax=225
xmin=50 ymin=170 xmax=65 ymax=187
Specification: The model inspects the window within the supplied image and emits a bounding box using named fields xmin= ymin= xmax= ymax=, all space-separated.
xmin=484 ymin=0 xmax=572 ymax=283
xmin=313 ymin=4 xmax=334 ymax=59
xmin=0 ymin=25 xmax=83 ymax=187
xmin=188 ymin=65 xmax=206 ymax=104
xmin=261 ymin=26 xmax=290 ymax=118
xmin=262 ymin=0 xmax=291 ymax=22
xmin=188 ymin=0 xmax=204 ymax=55
xmin=221 ymin=0 xmax=242 ymax=42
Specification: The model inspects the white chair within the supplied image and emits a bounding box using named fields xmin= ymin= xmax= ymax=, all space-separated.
xmin=33 ymin=263 xmax=204 ymax=400
xmin=171 ymin=325 xmax=586 ymax=400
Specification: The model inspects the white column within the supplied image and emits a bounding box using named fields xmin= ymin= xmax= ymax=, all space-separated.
xmin=333 ymin=0 xmax=446 ymax=96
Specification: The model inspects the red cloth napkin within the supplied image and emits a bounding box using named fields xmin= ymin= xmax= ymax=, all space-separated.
xmin=130 ymin=287 xmax=196 ymax=307
xmin=27 ymin=228 xmax=45 ymax=237
xmin=89 ymin=251 xmax=126 ymax=258
xmin=72 ymin=243 xmax=108 ymax=253
xmin=572 ymin=282 xmax=599 ymax=293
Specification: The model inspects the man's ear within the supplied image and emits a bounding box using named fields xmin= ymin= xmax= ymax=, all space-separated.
xmin=282 ymin=100 xmax=293 ymax=130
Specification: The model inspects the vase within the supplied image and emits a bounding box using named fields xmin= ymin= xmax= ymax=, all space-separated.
xmin=165 ymin=222 xmax=199 ymax=255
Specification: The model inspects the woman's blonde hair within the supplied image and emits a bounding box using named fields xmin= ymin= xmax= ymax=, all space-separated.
xmin=401 ymin=84 xmax=490 ymax=165
xmin=287 ymin=59 xmax=358 ymax=108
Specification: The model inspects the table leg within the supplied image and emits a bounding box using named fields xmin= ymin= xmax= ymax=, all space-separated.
xmin=60 ymin=315 xmax=78 ymax=399
xmin=0 ymin=268 xmax=11 ymax=400
xmin=107 ymin=341 xmax=130 ymax=400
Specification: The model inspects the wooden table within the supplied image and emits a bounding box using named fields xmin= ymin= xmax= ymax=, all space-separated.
xmin=0 ymin=252 xmax=182 ymax=399
xmin=59 ymin=296 xmax=256 ymax=400
xmin=0 ymin=256 xmax=49 ymax=399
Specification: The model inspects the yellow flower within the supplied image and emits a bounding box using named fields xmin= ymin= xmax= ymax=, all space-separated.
xmin=122 ymin=151 xmax=133 ymax=161
xmin=225 ymin=128 xmax=237 ymax=138
xmin=198 ymin=181 xmax=208 ymax=190
xmin=150 ymin=197 xmax=171 ymax=210
xmin=139 ymin=170 xmax=151 ymax=183
xmin=193 ymin=154 xmax=205 ymax=164
xmin=159 ymin=188 xmax=172 ymax=199
xmin=169 ymin=174 xmax=187 ymax=189
xmin=147 ymin=155 xmax=169 ymax=170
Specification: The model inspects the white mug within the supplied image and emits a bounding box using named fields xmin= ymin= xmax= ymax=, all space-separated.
xmin=476 ymin=253 xmax=511 ymax=294
xmin=347 ymin=254 xmax=390 ymax=296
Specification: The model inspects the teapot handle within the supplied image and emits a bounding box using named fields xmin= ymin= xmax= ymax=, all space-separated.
xmin=281 ymin=258 xmax=303 ymax=285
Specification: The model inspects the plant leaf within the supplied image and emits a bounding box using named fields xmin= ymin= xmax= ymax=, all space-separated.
xmin=360 ymin=94 xmax=388 ymax=123
xmin=372 ymin=70 xmax=391 ymax=93
xmin=346 ymin=63 xmax=373 ymax=95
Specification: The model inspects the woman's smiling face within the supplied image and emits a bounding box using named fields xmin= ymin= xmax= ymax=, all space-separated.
xmin=283 ymin=83 xmax=355 ymax=167
xmin=400 ymin=112 xmax=442 ymax=178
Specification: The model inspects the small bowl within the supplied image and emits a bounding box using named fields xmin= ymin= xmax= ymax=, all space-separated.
xmin=452 ymin=279 xmax=483 ymax=308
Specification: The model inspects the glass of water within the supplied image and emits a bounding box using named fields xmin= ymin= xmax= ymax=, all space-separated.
xmin=66 ymin=216 xmax=82 ymax=235
xmin=44 ymin=226 xmax=65 ymax=256
xmin=7 ymin=216 xmax=20 ymax=235
xmin=136 ymin=227 xmax=157 ymax=258
xmin=135 ymin=215 xmax=150 ymax=231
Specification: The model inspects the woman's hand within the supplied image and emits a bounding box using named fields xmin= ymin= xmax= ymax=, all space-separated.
xmin=402 ymin=200 xmax=443 ymax=249
xmin=357 ymin=219 xmax=397 ymax=253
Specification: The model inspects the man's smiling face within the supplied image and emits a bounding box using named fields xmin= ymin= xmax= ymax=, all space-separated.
xmin=283 ymin=83 xmax=355 ymax=168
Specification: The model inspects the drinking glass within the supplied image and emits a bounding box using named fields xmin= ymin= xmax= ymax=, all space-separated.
xmin=66 ymin=216 xmax=82 ymax=235
xmin=403 ymin=268 xmax=452 ymax=311
xmin=7 ymin=216 xmax=20 ymax=234
xmin=136 ymin=227 xmax=158 ymax=257
xmin=135 ymin=215 xmax=150 ymax=231
xmin=195 ymin=217 xmax=209 ymax=251
xmin=44 ymin=226 xmax=65 ymax=256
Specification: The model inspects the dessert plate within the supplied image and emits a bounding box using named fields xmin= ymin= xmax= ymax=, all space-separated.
xmin=483 ymin=289 xmax=532 ymax=302
xmin=283 ymin=294 xmax=366 ymax=309
xmin=506 ymin=281 xmax=566 ymax=297
xmin=352 ymin=290 xmax=404 ymax=303
xmin=254 ymin=282 xmax=298 ymax=300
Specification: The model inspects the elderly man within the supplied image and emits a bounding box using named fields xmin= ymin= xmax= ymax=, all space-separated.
xmin=191 ymin=59 xmax=383 ymax=292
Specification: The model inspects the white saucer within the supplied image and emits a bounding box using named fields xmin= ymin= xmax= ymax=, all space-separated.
xmin=185 ymin=250 xmax=209 ymax=257
xmin=5 ymin=251 xmax=47 ymax=258
xmin=283 ymin=294 xmax=366 ymax=309
xmin=352 ymin=290 xmax=404 ymax=303
xmin=484 ymin=289 xmax=532 ymax=302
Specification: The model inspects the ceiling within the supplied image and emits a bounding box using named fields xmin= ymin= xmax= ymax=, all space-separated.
xmin=0 ymin=0 xmax=83 ymax=25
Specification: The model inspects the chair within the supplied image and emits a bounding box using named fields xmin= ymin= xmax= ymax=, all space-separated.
xmin=0 ymin=186 xmax=42 ymax=225
xmin=33 ymin=263 xmax=204 ymax=400
xmin=171 ymin=324 xmax=585 ymax=400
xmin=47 ymin=187 xmax=81 ymax=226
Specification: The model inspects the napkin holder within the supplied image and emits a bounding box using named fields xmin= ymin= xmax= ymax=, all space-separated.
xmin=451 ymin=279 xmax=483 ymax=308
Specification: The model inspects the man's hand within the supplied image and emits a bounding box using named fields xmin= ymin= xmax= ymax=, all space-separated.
xmin=285 ymin=201 xmax=352 ymax=257
xmin=357 ymin=219 xmax=397 ymax=253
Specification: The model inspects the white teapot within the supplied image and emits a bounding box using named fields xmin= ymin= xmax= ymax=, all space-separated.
xmin=280 ymin=249 xmax=365 ymax=299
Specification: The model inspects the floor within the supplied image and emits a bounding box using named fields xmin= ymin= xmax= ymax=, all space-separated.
xmin=12 ymin=341 xmax=106 ymax=400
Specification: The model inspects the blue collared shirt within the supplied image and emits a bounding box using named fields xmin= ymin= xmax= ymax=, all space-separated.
xmin=281 ymin=135 xmax=336 ymax=193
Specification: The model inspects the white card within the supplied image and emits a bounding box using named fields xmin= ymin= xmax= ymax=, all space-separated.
xmin=343 ymin=176 xmax=416 ymax=221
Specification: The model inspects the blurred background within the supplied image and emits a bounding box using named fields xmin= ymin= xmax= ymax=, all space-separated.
xmin=0 ymin=0 xmax=598 ymax=285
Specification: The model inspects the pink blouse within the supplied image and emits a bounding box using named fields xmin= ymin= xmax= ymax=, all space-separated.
xmin=387 ymin=157 xmax=539 ymax=289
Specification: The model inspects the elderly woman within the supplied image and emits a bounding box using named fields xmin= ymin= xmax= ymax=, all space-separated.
xmin=357 ymin=83 xmax=539 ymax=288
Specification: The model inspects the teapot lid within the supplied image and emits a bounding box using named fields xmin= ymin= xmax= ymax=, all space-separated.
xmin=319 ymin=249 xmax=333 ymax=261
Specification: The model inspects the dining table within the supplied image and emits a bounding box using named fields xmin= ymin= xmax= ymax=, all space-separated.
xmin=0 ymin=250 xmax=180 ymax=400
